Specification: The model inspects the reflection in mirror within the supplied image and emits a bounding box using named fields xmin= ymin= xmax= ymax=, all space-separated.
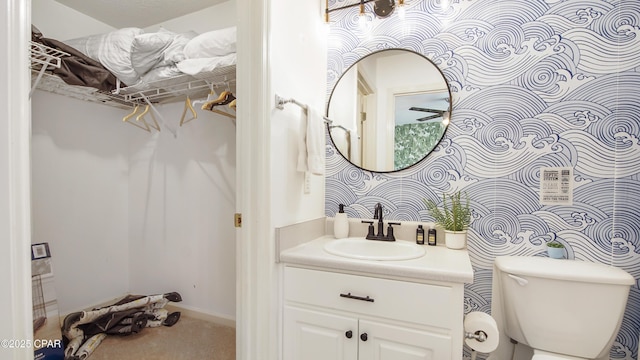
xmin=327 ymin=49 xmax=451 ymax=172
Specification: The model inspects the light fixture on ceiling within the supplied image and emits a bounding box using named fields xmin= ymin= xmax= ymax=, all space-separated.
xmin=325 ymin=0 xmax=406 ymax=24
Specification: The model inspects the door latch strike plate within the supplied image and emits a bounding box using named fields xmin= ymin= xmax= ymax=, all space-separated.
xmin=234 ymin=213 xmax=242 ymax=228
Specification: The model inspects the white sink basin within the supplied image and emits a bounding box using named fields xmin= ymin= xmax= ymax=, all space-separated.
xmin=323 ymin=237 xmax=426 ymax=261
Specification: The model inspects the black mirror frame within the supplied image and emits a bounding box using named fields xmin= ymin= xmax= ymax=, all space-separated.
xmin=326 ymin=48 xmax=453 ymax=173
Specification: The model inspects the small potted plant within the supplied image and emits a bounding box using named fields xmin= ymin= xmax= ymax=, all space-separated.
xmin=424 ymin=191 xmax=471 ymax=249
xmin=546 ymin=241 xmax=565 ymax=259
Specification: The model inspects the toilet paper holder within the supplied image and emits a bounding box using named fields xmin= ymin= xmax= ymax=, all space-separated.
xmin=465 ymin=330 xmax=487 ymax=343
xmin=464 ymin=311 xmax=499 ymax=354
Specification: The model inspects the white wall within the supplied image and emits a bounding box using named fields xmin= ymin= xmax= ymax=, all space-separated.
xmin=31 ymin=91 xmax=131 ymax=314
xmin=268 ymin=1 xmax=328 ymax=359
xmin=270 ymin=0 xmax=327 ymax=227
xmin=127 ymin=104 xmax=236 ymax=320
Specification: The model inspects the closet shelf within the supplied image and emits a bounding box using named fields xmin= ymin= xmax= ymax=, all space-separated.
xmin=30 ymin=40 xmax=69 ymax=97
xmin=30 ymin=40 xmax=236 ymax=110
xmin=30 ymin=40 xmax=68 ymax=70
xmin=117 ymin=65 xmax=236 ymax=105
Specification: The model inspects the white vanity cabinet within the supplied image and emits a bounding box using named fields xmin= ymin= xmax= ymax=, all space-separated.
xmin=283 ymin=266 xmax=465 ymax=360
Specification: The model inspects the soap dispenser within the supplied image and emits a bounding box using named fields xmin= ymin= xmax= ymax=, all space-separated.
xmin=334 ymin=204 xmax=349 ymax=239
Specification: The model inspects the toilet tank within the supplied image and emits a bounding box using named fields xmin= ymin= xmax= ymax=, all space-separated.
xmin=495 ymin=256 xmax=634 ymax=359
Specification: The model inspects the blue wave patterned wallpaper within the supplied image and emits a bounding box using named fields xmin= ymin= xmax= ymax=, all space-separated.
xmin=324 ymin=0 xmax=640 ymax=358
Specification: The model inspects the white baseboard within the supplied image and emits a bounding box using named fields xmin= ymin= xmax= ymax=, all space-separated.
xmin=60 ymin=293 xmax=130 ymax=318
xmin=165 ymin=303 xmax=236 ymax=329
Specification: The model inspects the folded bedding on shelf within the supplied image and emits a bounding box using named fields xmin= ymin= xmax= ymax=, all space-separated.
xmin=61 ymin=26 xmax=237 ymax=90
xmin=32 ymin=24 xmax=237 ymax=101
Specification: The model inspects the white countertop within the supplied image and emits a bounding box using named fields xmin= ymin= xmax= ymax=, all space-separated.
xmin=280 ymin=236 xmax=474 ymax=284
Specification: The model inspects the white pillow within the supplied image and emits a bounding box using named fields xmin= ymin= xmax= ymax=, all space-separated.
xmin=176 ymin=53 xmax=237 ymax=76
xmin=131 ymin=31 xmax=174 ymax=75
xmin=183 ymin=26 xmax=236 ymax=59
xmin=157 ymin=28 xmax=198 ymax=66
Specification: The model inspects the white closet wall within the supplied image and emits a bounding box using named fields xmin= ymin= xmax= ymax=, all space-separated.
xmin=31 ymin=92 xmax=132 ymax=313
xmin=31 ymin=0 xmax=237 ymax=320
xmin=127 ymin=102 xmax=236 ymax=321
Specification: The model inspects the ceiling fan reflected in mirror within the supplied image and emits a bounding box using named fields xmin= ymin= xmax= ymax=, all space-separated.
xmin=395 ymin=91 xmax=449 ymax=125
xmin=409 ymin=107 xmax=446 ymax=122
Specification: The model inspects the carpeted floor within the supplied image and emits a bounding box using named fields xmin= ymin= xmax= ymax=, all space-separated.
xmin=87 ymin=314 xmax=235 ymax=360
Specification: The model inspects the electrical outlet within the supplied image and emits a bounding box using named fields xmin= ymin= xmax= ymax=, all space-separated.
xmin=304 ymin=172 xmax=311 ymax=194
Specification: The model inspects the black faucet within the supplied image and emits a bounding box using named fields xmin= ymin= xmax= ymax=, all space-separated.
xmin=374 ymin=203 xmax=384 ymax=238
xmin=363 ymin=203 xmax=400 ymax=241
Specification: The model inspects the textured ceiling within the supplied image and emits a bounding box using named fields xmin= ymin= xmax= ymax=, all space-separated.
xmin=55 ymin=0 xmax=228 ymax=28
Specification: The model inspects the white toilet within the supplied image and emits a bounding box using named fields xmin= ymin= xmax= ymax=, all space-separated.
xmin=494 ymin=256 xmax=634 ymax=360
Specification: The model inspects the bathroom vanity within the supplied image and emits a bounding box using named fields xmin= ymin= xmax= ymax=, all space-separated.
xmin=279 ymin=235 xmax=473 ymax=360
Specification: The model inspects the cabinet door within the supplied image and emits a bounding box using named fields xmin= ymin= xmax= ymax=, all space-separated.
xmin=358 ymin=319 xmax=452 ymax=360
xmin=283 ymin=305 xmax=358 ymax=360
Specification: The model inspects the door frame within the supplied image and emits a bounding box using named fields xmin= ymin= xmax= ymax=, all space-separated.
xmin=236 ymin=0 xmax=274 ymax=359
xmin=1 ymin=0 xmax=34 ymax=358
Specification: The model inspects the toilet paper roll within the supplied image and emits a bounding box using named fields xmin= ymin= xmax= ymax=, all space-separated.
xmin=464 ymin=311 xmax=499 ymax=353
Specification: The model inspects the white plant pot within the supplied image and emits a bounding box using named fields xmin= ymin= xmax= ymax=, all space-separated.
xmin=547 ymin=246 xmax=565 ymax=259
xmin=444 ymin=230 xmax=467 ymax=249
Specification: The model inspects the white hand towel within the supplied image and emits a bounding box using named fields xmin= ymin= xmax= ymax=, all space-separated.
xmin=305 ymin=107 xmax=325 ymax=175
xmin=296 ymin=108 xmax=309 ymax=173
xmin=296 ymin=107 xmax=325 ymax=175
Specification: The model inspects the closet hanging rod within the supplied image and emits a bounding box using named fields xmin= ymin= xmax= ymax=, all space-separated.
xmin=275 ymin=94 xmax=308 ymax=113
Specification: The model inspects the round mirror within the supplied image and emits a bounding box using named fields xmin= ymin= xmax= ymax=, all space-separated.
xmin=327 ymin=49 xmax=451 ymax=173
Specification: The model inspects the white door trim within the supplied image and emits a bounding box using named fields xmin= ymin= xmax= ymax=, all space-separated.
xmin=236 ymin=0 xmax=275 ymax=359
xmin=0 ymin=0 xmax=34 ymax=359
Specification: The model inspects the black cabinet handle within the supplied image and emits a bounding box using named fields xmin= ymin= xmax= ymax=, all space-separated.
xmin=345 ymin=330 xmax=353 ymax=339
xmin=360 ymin=333 xmax=368 ymax=341
xmin=339 ymin=292 xmax=374 ymax=302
